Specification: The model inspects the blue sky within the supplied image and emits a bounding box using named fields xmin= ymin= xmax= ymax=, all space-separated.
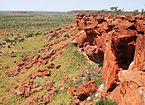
xmin=0 ymin=0 xmax=145 ymax=11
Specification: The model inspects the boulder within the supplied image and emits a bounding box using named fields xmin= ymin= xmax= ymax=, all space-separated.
xmin=68 ymin=80 xmax=97 ymax=101
xmin=15 ymin=85 xmax=25 ymax=95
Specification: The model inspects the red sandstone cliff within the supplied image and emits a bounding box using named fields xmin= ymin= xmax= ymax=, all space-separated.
xmin=74 ymin=13 xmax=145 ymax=105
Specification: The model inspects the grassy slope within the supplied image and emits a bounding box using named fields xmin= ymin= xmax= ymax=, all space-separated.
xmin=0 ymin=12 xmax=74 ymax=104
xmin=0 ymin=30 xmax=77 ymax=105
xmin=48 ymin=44 xmax=102 ymax=105
xmin=0 ymin=12 xmax=102 ymax=105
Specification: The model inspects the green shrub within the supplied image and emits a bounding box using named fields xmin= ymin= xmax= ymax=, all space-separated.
xmin=26 ymin=33 xmax=33 ymax=38
xmin=96 ymin=98 xmax=116 ymax=105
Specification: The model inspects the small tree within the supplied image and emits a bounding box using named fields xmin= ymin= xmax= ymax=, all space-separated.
xmin=110 ymin=7 xmax=118 ymax=11
xmin=133 ymin=9 xmax=139 ymax=13
xmin=141 ymin=9 xmax=145 ymax=15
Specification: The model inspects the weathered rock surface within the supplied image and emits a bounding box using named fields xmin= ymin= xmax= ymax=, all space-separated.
xmin=74 ymin=13 xmax=145 ymax=105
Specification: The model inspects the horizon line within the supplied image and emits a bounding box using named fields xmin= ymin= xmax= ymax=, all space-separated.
xmin=0 ymin=9 xmax=144 ymax=12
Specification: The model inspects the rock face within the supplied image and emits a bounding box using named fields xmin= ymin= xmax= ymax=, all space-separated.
xmin=74 ymin=13 xmax=145 ymax=105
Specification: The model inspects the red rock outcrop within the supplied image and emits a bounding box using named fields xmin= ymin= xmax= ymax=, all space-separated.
xmin=74 ymin=13 xmax=145 ymax=105
xmin=67 ymin=80 xmax=97 ymax=104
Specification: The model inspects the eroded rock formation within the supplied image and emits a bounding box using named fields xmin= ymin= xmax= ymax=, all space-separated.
xmin=74 ymin=13 xmax=145 ymax=105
